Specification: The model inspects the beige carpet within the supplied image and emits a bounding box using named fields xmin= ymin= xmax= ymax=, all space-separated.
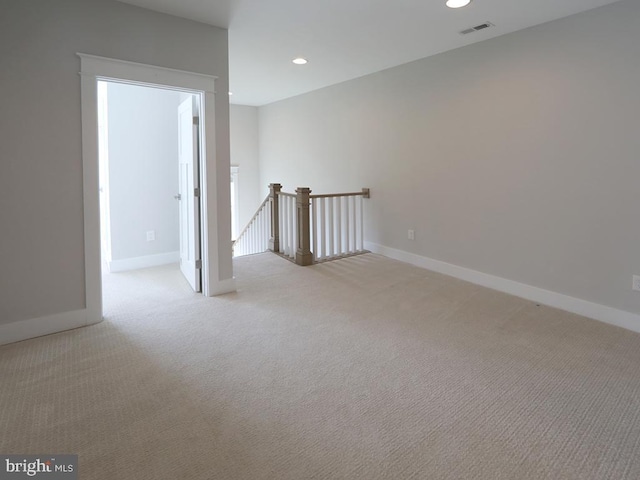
xmin=2 ymin=253 xmax=640 ymax=479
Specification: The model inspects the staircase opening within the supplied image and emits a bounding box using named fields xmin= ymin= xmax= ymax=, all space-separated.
xmin=233 ymin=184 xmax=370 ymax=265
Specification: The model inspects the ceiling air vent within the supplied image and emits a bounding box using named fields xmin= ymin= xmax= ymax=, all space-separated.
xmin=459 ymin=22 xmax=494 ymax=35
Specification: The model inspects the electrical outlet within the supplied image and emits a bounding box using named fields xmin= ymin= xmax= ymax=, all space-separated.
xmin=633 ymin=275 xmax=640 ymax=292
xmin=408 ymin=229 xmax=415 ymax=241
xmin=146 ymin=230 xmax=155 ymax=242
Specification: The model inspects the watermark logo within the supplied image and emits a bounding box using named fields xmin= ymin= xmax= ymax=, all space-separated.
xmin=1 ymin=455 xmax=77 ymax=479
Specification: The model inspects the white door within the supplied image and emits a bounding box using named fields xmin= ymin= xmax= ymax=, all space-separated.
xmin=177 ymin=97 xmax=201 ymax=292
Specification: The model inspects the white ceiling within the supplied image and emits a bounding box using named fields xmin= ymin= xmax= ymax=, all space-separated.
xmin=117 ymin=0 xmax=622 ymax=106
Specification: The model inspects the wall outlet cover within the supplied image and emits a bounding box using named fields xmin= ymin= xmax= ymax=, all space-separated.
xmin=146 ymin=230 xmax=155 ymax=242
xmin=408 ymin=229 xmax=415 ymax=241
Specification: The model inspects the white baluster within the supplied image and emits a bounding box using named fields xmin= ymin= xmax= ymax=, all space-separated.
xmin=258 ymin=206 xmax=263 ymax=252
xmin=283 ymin=197 xmax=288 ymax=256
xmin=290 ymin=196 xmax=296 ymax=258
xmin=260 ymin=203 xmax=267 ymax=252
xmin=281 ymin=198 xmax=285 ymax=255
xmin=311 ymin=198 xmax=317 ymax=261
xmin=284 ymin=197 xmax=289 ymax=256
xmin=257 ymin=207 xmax=261 ymax=253
xmin=284 ymin=196 xmax=289 ymax=255
xmin=286 ymin=197 xmax=291 ymax=257
xmin=328 ymin=197 xmax=334 ymax=258
xmin=319 ymin=198 xmax=326 ymax=260
xmin=286 ymin=197 xmax=291 ymax=256
xmin=245 ymin=221 xmax=249 ymax=255
xmin=251 ymin=218 xmax=255 ymax=254
xmin=336 ymin=197 xmax=342 ymax=255
xmin=266 ymin=202 xmax=271 ymax=251
xmin=263 ymin=203 xmax=267 ymax=251
xmin=351 ymin=196 xmax=357 ymax=253
xmin=291 ymin=196 xmax=295 ymax=258
xmin=359 ymin=195 xmax=364 ymax=252
xmin=264 ymin=203 xmax=268 ymax=251
xmin=343 ymin=197 xmax=348 ymax=255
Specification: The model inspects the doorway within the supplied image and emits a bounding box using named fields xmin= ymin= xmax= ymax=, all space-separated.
xmin=97 ymin=81 xmax=202 ymax=309
xmin=80 ymin=54 xmax=236 ymax=325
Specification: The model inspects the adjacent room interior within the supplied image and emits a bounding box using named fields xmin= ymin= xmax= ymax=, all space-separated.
xmin=97 ymin=80 xmax=211 ymax=314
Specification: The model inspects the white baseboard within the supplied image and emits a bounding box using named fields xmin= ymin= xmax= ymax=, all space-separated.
xmin=108 ymin=251 xmax=180 ymax=273
xmin=365 ymin=242 xmax=640 ymax=334
xmin=206 ymin=277 xmax=237 ymax=296
xmin=0 ymin=309 xmax=103 ymax=346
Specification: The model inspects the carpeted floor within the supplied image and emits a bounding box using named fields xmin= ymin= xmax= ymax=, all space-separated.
xmin=2 ymin=253 xmax=640 ymax=479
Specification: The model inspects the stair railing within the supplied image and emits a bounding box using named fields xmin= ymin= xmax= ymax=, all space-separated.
xmin=310 ymin=188 xmax=370 ymax=263
xmin=234 ymin=183 xmax=370 ymax=265
xmin=232 ymin=195 xmax=270 ymax=257
xmin=278 ymin=191 xmax=298 ymax=260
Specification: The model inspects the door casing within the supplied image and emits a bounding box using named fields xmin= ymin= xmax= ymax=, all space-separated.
xmin=79 ymin=53 xmax=236 ymax=323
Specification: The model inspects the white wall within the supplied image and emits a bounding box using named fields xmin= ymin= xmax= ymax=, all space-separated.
xmin=259 ymin=0 xmax=640 ymax=319
xmin=230 ymin=105 xmax=261 ymax=230
xmin=0 ymin=0 xmax=230 ymax=327
xmin=106 ymin=83 xmax=181 ymax=267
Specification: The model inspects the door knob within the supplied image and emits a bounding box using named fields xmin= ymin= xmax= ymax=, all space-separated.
xmin=174 ymin=194 xmax=181 ymax=200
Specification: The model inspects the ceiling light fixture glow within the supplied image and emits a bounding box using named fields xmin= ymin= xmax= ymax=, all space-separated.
xmin=292 ymin=57 xmax=308 ymax=65
xmin=446 ymin=0 xmax=472 ymax=8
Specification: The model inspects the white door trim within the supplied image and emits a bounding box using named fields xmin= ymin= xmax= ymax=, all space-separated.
xmin=79 ymin=53 xmax=235 ymax=324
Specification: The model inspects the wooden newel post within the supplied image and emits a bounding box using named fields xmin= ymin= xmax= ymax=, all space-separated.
xmin=295 ymin=187 xmax=313 ymax=266
xmin=269 ymin=183 xmax=282 ymax=252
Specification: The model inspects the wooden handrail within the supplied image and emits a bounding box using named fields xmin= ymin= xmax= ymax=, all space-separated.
xmin=281 ymin=188 xmax=370 ymax=200
xmin=310 ymin=191 xmax=366 ymax=199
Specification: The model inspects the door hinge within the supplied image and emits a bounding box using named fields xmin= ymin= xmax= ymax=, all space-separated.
xmin=195 ymin=260 xmax=202 ymax=269
xmin=193 ymin=116 xmax=200 ymax=125
xmin=194 ymin=187 xmax=200 ymax=197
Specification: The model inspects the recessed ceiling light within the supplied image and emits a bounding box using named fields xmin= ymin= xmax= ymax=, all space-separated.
xmin=292 ymin=57 xmax=308 ymax=65
xmin=446 ymin=0 xmax=472 ymax=8
xmin=228 ymin=92 xmax=233 ymax=95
